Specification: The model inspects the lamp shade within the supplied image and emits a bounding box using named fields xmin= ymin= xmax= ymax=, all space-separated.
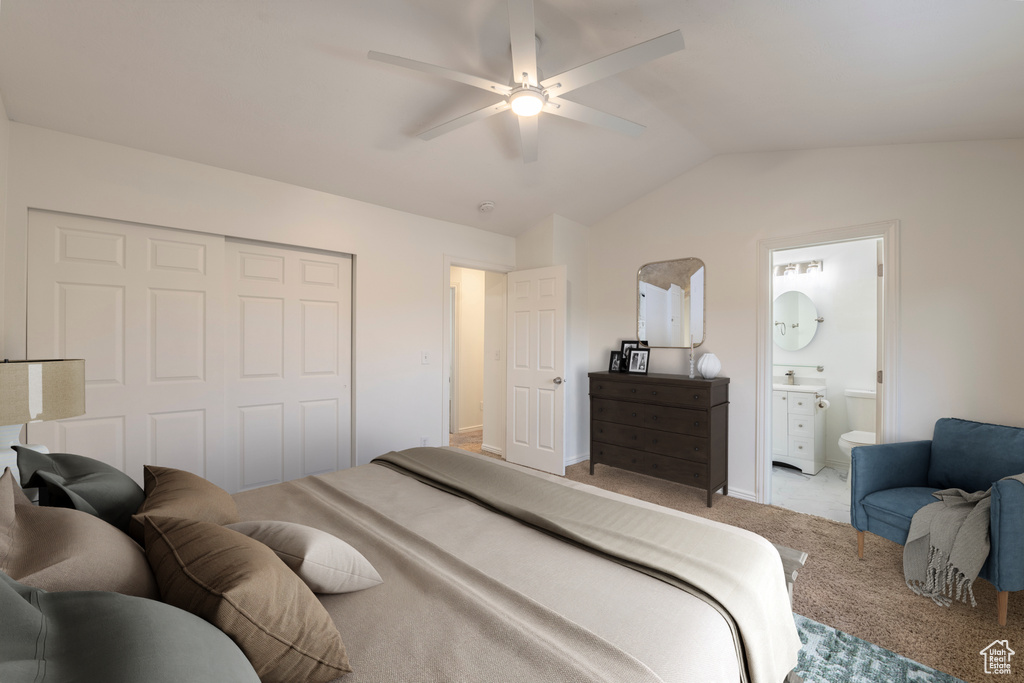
xmin=0 ymin=360 xmax=86 ymax=425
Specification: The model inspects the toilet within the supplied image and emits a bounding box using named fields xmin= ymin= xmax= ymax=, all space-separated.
xmin=839 ymin=389 xmax=876 ymax=472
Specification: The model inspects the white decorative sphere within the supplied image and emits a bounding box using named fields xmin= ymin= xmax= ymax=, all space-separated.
xmin=696 ymin=353 xmax=721 ymax=379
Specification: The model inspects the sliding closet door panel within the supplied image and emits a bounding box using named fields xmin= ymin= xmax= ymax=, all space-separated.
xmin=27 ymin=211 xmax=226 ymax=486
xmin=224 ymin=240 xmax=352 ymax=491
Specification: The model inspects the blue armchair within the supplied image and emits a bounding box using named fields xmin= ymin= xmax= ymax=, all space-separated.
xmin=851 ymin=417 xmax=1024 ymax=625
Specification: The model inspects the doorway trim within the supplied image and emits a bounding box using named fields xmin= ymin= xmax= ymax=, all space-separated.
xmin=755 ymin=220 xmax=900 ymax=504
xmin=441 ymin=255 xmax=514 ymax=449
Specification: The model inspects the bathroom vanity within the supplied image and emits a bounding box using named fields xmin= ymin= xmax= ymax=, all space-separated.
xmin=772 ymin=384 xmax=826 ymax=474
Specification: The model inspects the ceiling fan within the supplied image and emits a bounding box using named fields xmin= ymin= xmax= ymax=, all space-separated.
xmin=368 ymin=0 xmax=684 ymax=163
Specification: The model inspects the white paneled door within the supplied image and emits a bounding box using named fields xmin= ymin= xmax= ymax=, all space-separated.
xmin=224 ymin=240 xmax=352 ymax=491
xmin=505 ymin=265 xmax=566 ymax=475
xmin=26 ymin=211 xmax=227 ymax=485
xmin=26 ymin=211 xmax=352 ymax=492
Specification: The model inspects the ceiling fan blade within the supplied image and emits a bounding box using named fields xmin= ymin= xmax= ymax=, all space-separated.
xmin=369 ymin=51 xmax=512 ymax=96
xmin=518 ymin=115 xmax=539 ymax=163
xmin=507 ymin=0 xmax=538 ymax=86
xmin=544 ymin=98 xmax=645 ymax=137
xmin=540 ymin=30 xmax=684 ymax=96
xmin=419 ymin=101 xmax=510 ymax=141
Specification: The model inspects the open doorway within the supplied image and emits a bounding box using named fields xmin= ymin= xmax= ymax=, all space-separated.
xmin=448 ymin=266 xmax=507 ymax=458
xmin=756 ymin=220 xmax=900 ymax=511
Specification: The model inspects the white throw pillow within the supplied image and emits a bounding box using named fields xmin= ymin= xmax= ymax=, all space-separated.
xmin=226 ymin=520 xmax=382 ymax=594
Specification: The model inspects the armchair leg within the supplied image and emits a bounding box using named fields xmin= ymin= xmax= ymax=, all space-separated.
xmin=998 ymin=591 xmax=1008 ymax=626
xmin=857 ymin=531 xmax=864 ymax=559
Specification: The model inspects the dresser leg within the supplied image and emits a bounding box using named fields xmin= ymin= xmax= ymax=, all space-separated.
xmin=722 ymin=481 xmax=728 ymax=496
xmin=707 ymin=488 xmax=713 ymax=507
xmin=589 ymin=460 xmax=595 ymax=475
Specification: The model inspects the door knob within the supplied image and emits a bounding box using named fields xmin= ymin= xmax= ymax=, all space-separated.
xmin=553 ymin=377 xmax=564 ymax=385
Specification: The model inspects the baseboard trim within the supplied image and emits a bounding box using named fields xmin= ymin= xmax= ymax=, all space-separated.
xmin=726 ymin=487 xmax=756 ymax=502
xmin=565 ymin=453 xmax=589 ymax=467
xmin=825 ymin=459 xmax=850 ymax=472
xmin=481 ymin=444 xmax=504 ymax=457
xmin=458 ymin=425 xmax=483 ymax=434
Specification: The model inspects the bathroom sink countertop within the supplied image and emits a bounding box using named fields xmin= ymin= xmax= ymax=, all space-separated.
xmin=773 ymin=383 xmax=826 ymax=393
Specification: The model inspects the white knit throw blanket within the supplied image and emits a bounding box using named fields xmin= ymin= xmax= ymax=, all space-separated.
xmin=904 ymin=474 xmax=1024 ymax=607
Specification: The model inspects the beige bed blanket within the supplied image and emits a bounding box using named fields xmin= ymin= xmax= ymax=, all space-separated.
xmin=233 ymin=448 xmax=799 ymax=682
xmin=374 ymin=448 xmax=801 ymax=683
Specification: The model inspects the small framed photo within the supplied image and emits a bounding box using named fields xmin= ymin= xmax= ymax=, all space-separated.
xmin=608 ymin=350 xmax=623 ymax=372
xmin=627 ymin=347 xmax=650 ymax=375
xmin=620 ymin=340 xmax=640 ymax=358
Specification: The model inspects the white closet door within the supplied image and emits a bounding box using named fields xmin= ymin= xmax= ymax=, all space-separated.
xmin=26 ymin=211 xmax=226 ymax=485
xmin=224 ymin=240 xmax=352 ymax=491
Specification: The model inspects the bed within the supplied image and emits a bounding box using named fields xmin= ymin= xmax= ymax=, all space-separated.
xmin=1 ymin=446 xmax=801 ymax=683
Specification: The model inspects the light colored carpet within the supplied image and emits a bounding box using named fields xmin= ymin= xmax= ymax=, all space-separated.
xmin=449 ymin=429 xmax=484 ymax=455
xmin=565 ymin=462 xmax=1023 ymax=683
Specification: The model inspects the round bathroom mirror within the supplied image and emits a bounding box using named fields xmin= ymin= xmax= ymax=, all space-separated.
xmin=773 ymin=291 xmax=820 ymax=351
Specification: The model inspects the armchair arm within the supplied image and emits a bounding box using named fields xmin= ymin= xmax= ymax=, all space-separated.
xmin=851 ymin=440 xmax=932 ymax=530
xmin=989 ymin=478 xmax=1024 ymax=592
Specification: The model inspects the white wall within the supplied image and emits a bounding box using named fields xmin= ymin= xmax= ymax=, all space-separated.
xmin=482 ymin=271 xmax=506 ymax=455
xmin=3 ymin=124 xmax=516 ymax=465
xmin=516 ymin=214 xmax=590 ymax=465
xmin=589 ymin=140 xmax=1024 ymax=499
xmin=449 ymin=266 xmax=485 ymax=432
xmin=773 ymin=239 xmax=879 ymax=467
xmin=0 ymin=91 xmax=10 ymax=357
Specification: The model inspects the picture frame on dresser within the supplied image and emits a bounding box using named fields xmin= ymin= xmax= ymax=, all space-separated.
xmin=608 ymin=351 xmax=623 ymax=372
xmin=627 ymin=348 xmax=649 ymax=374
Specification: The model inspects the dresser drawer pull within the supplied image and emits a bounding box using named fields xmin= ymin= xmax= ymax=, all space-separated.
xmin=693 ymin=394 xmax=700 ymax=400
xmin=693 ymin=446 xmax=701 ymax=452
xmin=651 ymin=415 xmax=658 ymax=421
xmin=631 ymin=388 xmax=638 ymax=393
xmin=651 ymin=390 xmax=658 ymax=396
xmin=631 ymin=412 xmax=638 ymax=417
xmin=693 ymin=421 xmax=700 ymax=427
xmin=652 ymin=439 xmax=659 ymax=445
xmin=693 ymin=473 xmax=700 ymax=479
xmin=651 ymin=463 xmax=658 ymax=469
xmin=632 ymin=435 xmax=638 ymax=441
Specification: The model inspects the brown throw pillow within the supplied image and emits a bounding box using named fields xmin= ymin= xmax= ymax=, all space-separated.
xmin=129 ymin=465 xmax=240 ymax=544
xmin=0 ymin=467 xmax=158 ymax=598
xmin=144 ymin=515 xmax=351 ymax=683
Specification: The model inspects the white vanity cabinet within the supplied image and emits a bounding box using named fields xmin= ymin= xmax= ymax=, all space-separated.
xmin=772 ymin=387 xmax=826 ymax=474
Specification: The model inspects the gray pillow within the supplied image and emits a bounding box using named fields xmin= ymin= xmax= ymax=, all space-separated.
xmin=14 ymin=446 xmax=144 ymax=533
xmin=0 ymin=570 xmax=260 ymax=683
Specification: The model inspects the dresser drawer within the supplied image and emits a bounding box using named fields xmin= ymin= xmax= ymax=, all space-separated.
xmin=591 ymin=421 xmax=646 ymax=450
xmin=646 ymin=453 xmax=708 ymax=487
xmin=645 ymin=431 xmax=709 ymax=463
xmin=787 ymin=393 xmax=815 ymax=415
xmin=591 ymin=442 xmax=646 ymax=474
xmin=644 ymin=404 xmax=709 ymax=437
xmin=591 ymin=398 xmax=644 ymax=427
xmin=788 ymin=413 xmax=814 ymax=437
xmin=590 ymin=379 xmax=710 ymax=408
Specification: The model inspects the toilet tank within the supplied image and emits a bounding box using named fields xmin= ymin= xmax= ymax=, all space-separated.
xmin=844 ymin=389 xmax=876 ymax=432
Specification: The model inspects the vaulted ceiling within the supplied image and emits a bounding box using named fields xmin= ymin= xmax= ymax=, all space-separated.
xmin=1 ymin=0 xmax=1022 ymax=236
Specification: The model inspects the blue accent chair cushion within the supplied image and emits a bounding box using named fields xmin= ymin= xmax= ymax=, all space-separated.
xmin=851 ymin=417 xmax=1024 ymax=595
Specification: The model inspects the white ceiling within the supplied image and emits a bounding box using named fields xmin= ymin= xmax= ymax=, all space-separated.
xmin=1 ymin=0 xmax=1022 ymax=237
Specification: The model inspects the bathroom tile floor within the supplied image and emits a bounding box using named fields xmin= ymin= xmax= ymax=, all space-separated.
xmin=771 ymin=464 xmax=850 ymax=524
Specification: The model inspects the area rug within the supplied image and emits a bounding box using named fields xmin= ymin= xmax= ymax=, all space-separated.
xmin=795 ymin=615 xmax=966 ymax=683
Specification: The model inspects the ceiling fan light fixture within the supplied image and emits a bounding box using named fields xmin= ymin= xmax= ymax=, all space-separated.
xmin=508 ymin=87 xmax=546 ymax=117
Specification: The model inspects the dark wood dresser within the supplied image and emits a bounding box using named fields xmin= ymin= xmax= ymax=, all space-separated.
xmin=588 ymin=371 xmax=729 ymax=507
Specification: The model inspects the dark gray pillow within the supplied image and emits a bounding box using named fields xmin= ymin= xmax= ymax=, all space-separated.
xmin=14 ymin=446 xmax=144 ymax=532
xmin=0 ymin=570 xmax=261 ymax=683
